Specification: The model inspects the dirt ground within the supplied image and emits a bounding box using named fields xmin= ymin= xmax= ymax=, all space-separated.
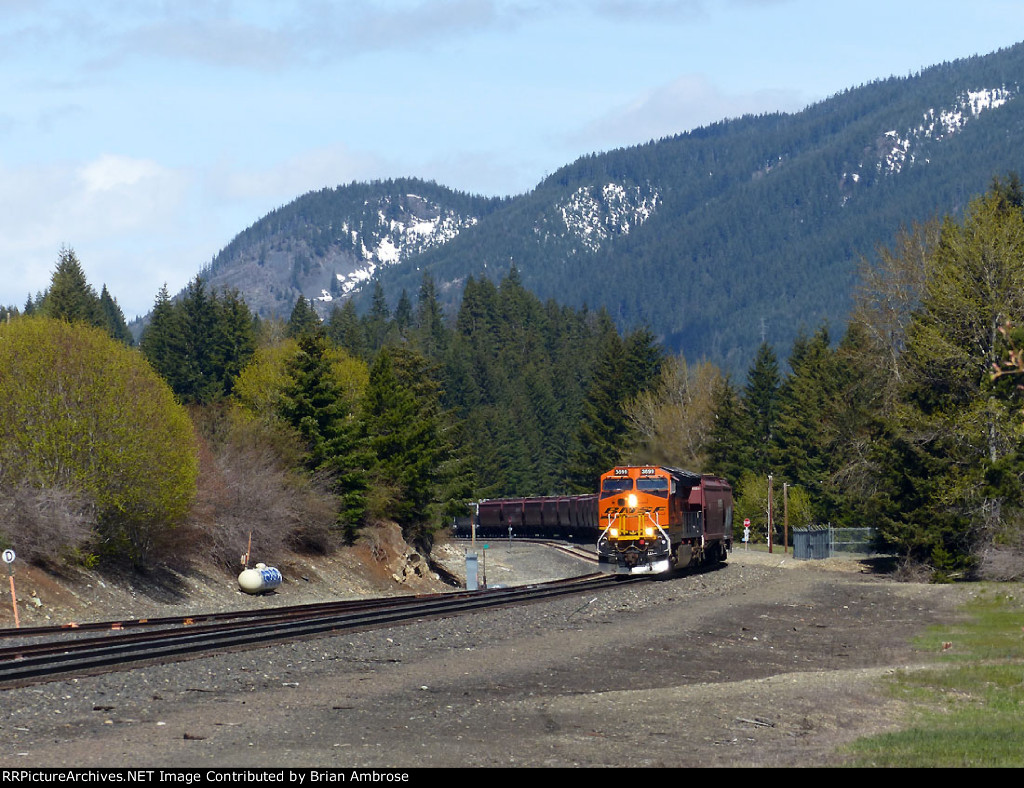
xmin=0 ymin=543 xmax=979 ymax=769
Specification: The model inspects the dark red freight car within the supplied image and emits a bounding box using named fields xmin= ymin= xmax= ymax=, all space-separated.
xmin=468 ymin=494 xmax=598 ymax=540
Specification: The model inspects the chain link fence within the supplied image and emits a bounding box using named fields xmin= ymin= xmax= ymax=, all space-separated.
xmin=793 ymin=525 xmax=878 ymax=559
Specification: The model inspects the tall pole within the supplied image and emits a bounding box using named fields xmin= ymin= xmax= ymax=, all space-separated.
xmin=767 ymin=474 xmax=774 ymax=554
xmin=783 ymin=482 xmax=789 ymax=555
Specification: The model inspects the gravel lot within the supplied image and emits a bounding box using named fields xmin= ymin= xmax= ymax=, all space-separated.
xmin=0 ymin=544 xmax=971 ymax=769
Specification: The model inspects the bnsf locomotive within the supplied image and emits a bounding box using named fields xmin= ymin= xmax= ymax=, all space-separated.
xmin=457 ymin=465 xmax=733 ymax=576
xmin=596 ymin=466 xmax=733 ymax=575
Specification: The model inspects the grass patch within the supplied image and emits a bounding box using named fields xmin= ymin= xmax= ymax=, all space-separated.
xmin=844 ymin=587 xmax=1024 ymax=767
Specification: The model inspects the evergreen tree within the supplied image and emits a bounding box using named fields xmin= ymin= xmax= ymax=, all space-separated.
xmin=869 ymin=187 xmax=1024 ymax=575
xmin=141 ymin=279 xmax=256 ymax=404
xmin=174 ymin=276 xmax=221 ymax=404
xmin=567 ymin=313 xmax=631 ymax=492
xmin=139 ymin=284 xmax=183 ymax=389
xmin=99 ymin=285 xmax=133 ymax=345
xmin=770 ymin=327 xmax=834 ymax=515
xmin=279 ymin=332 xmax=371 ymax=538
xmin=286 ymin=295 xmax=322 ymax=339
xmin=363 ymin=281 xmax=392 ymax=356
xmin=361 ymin=346 xmax=469 ymax=541
xmin=742 ymin=342 xmax=781 ymax=475
xmin=42 ymin=247 xmax=103 ymax=328
xmin=327 ymin=300 xmax=366 ymax=359
xmin=213 ymin=288 xmax=258 ymax=394
xmin=393 ymin=290 xmax=413 ymax=339
xmin=623 ymin=326 xmax=664 ymax=392
xmin=412 ymin=272 xmax=449 ymax=360
xmin=706 ymin=376 xmax=752 ymax=484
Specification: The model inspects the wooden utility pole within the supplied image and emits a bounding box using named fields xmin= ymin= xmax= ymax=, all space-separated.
xmin=783 ymin=482 xmax=789 ymax=554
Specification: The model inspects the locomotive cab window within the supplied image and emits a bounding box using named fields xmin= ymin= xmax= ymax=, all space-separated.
xmin=601 ymin=477 xmax=634 ymax=496
xmin=636 ymin=477 xmax=669 ymax=497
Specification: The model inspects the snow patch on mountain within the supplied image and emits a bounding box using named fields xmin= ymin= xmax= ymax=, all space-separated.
xmin=321 ymin=194 xmax=479 ymax=302
xmin=878 ymin=86 xmax=1018 ymax=176
xmin=556 ymin=182 xmax=660 ymax=253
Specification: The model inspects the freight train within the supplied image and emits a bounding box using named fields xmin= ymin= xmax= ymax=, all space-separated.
xmin=596 ymin=466 xmax=732 ymax=574
xmin=455 ymin=465 xmax=733 ymax=575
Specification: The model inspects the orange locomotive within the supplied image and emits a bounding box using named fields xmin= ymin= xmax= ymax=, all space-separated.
xmin=596 ymin=466 xmax=733 ymax=575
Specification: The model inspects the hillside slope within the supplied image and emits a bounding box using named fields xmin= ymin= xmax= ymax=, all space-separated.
xmin=199 ymin=43 xmax=1024 ymax=375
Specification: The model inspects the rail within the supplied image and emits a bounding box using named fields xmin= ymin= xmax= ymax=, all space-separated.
xmin=0 ymin=573 xmax=634 ymax=687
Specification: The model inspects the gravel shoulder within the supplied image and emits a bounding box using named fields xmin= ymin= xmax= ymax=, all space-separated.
xmin=0 ymin=544 xmax=974 ymax=768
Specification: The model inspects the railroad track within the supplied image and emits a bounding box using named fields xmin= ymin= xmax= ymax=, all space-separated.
xmin=453 ymin=536 xmax=598 ymax=562
xmin=0 ymin=573 xmax=636 ymax=687
xmin=523 ymin=539 xmax=598 ymax=563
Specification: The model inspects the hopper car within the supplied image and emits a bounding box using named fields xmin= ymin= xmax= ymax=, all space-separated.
xmin=459 ymin=494 xmax=599 ymax=540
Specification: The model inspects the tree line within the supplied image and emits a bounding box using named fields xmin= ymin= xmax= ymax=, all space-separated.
xmin=3 ymin=176 xmax=1024 ymax=581
xmin=0 ymin=255 xmax=663 ymax=570
xmin=699 ymin=175 xmax=1024 ymax=580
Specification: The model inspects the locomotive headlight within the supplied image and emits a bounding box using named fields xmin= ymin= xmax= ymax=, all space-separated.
xmin=609 ymin=528 xmax=619 ymax=537
xmin=627 ymin=493 xmax=638 ymax=509
xmin=645 ymin=526 xmax=655 ymax=537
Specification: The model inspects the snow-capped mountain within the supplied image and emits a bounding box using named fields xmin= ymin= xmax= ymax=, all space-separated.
xmin=189 ymin=42 xmax=1024 ymax=374
xmin=198 ymin=179 xmax=499 ymax=320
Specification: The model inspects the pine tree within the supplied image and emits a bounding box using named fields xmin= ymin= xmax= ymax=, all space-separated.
xmin=567 ymin=314 xmax=631 ymax=493
xmin=361 ymin=346 xmax=468 ymax=540
xmin=412 ymin=272 xmax=449 ymax=360
xmin=742 ymin=342 xmax=781 ymax=475
xmin=363 ymin=281 xmax=392 ymax=356
xmin=139 ymin=284 xmax=183 ymax=389
xmin=870 ymin=187 xmax=1024 ymax=574
xmin=141 ymin=280 xmax=257 ymax=404
xmin=393 ymin=290 xmax=413 ymax=339
xmin=213 ymin=288 xmax=257 ymax=394
xmin=327 ymin=301 xmax=366 ymax=359
xmin=706 ymin=376 xmax=752 ymax=484
xmin=279 ymin=332 xmax=371 ymax=538
xmin=42 ymin=247 xmax=103 ymax=327
xmin=286 ymin=295 xmax=322 ymax=339
xmin=770 ymin=327 xmax=834 ymax=516
xmin=99 ymin=285 xmax=133 ymax=345
xmin=175 ymin=276 xmax=221 ymax=404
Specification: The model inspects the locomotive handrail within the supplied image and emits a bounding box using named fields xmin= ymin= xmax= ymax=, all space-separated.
xmin=645 ymin=509 xmax=669 ymax=543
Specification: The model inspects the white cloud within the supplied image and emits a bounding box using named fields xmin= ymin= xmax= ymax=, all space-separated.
xmin=210 ymin=144 xmax=391 ymax=204
xmin=0 ymin=154 xmax=193 ymax=314
xmin=573 ymin=73 xmax=807 ymax=151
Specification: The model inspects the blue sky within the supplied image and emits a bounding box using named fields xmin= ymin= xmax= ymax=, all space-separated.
xmin=2 ymin=0 xmax=1022 ymax=319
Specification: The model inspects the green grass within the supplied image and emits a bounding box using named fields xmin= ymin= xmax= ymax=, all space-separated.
xmin=844 ymin=588 xmax=1024 ymax=767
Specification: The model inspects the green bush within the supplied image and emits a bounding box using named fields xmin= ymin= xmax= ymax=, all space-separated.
xmin=0 ymin=317 xmax=198 ymax=566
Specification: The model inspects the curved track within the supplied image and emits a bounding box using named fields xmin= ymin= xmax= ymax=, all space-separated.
xmin=0 ymin=573 xmax=636 ymax=687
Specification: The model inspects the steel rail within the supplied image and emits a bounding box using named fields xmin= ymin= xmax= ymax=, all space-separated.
xmin=0 ymin=544 xmax=600 ymax=640
xmin=0 ymin=573 xmax=634 ymax=686
xmin=0 ymin=586 xmax=480 ymax=640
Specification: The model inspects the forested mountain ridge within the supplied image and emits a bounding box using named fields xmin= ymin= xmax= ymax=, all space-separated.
xmin=198 ymin=178 xmax=506 ymax=320
xmin=197 ymin=43 xmax=1024 ymax=376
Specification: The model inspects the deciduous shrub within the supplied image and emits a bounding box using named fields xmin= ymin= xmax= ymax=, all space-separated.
xmin=0 ymin=317 xmax=198 ymax=566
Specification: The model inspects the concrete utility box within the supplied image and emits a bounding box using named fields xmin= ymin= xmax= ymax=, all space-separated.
xmin=466 ymin=552 xmax=479 ymax=590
